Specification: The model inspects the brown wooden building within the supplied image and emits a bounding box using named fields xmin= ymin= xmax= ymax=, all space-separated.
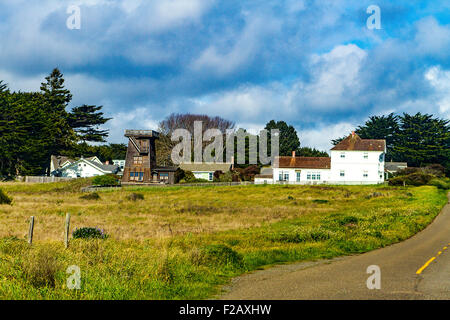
xmin=121 ymin=130 xmax=177 ymax=184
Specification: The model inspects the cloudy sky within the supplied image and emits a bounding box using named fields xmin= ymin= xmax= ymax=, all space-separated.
xmin=0 ymin=0 xmax=449 ymax=151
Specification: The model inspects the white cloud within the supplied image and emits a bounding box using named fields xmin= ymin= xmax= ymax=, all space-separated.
xmin=299 ymin=122 xmax=355 ymax=152
xmin=425 ymin=66 xmax=450 ymax=118
xmin=190 ymin=14 xmax=281 ymax=76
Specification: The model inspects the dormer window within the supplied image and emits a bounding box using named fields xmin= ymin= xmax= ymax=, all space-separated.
xmin=340 ymin=152 xmax=345 ymax=158
xmin=363 ymin=152 xmax=368 ymax=159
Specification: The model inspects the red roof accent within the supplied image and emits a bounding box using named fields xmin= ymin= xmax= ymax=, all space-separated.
xmin=275 ymin=156 xmax=331 ymax=169
xmin=331 ymin=133 xmax=385 ymax=151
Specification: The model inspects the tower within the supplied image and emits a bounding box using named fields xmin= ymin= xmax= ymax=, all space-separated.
xmin=122 ymin=130 xmax=159 ymax=183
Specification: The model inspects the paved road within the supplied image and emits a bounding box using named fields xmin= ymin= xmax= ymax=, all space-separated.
xmin=221 ymin=193 xmax=450 ymax=300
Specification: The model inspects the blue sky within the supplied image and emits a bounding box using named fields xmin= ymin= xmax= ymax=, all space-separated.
xmin=0 ymin=0 xmax=449 ymax=151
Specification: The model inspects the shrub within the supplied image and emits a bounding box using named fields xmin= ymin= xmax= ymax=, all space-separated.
xmin=183 ymin=171 xmax=196 ymax=182
xmin=429 ymin=178 xmax=450 ymax=190
xmin=92 ymin=174 xmax=119 ymax=186
xmin=192 ymin=244 xmax=244 ymax=269
xmin=174 ymin=168 xmax=186 ymax=183
xmin=312 ymin=199 xmax=329 ymax=204
xmin=79 ymin=192 xmax=100 ymax=200
xmin=389 ymin=172 xmax=435 ymax=186
xmin=127 ymin=193 xmax=144 ymax=201
xmin=21 ymin=247 xmax=60 ymax=288
xmin=72 ymin=227 xmax=108 ymax=239
xmin=424 ymin=164 xmax=446 ymax=178
xmin=0 ymin=188 xmax=12 ymax=205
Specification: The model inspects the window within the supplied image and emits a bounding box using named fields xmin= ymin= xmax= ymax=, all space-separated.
xmin=340 ymin=152 xmax=345 ymax=158
xmin=296 ymin=172 xmax=301 ymax=182
xmin=160 ymin=173 xmax=169 ymax=182
xmin=279 ymin=173 xmax=283 ymax=181
xmin=133 ymin=156 xmax=143 ymax=165
xmin=340 ymin=170 xmax=345 ymax=177
xmin=317 ymin=172 xmax=321 ymax=180
xmin=312 ymin=173 xmax=316 ymax=180
xmin=363 ymin=171 xmax=368 ymax=178
xmin=209 ymin=172 xmax=213 ymax=181
xmin=284 ymin=173 xmax=289 ymax=181
xmin=139 ymin=172 xmax=144 ymax=181
xmin=307 ymin=173 xmax=311 ymax=180
xmin=363 ymin=152 xmax=368 ymax=159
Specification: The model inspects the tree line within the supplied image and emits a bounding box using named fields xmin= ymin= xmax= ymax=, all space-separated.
xmin=0 ymin=68 xmax=125 ymax=178
xmin=332 ymin=113 xmax=449 ymax=170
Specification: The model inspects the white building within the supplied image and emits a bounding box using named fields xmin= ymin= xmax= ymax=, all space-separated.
xmin=50 ymin=155 xmax=119 ymax=178
xmin=179 ymin=162 xmax=233 ymax=181
xmin=263 ymin=132 xmax=386 ymax=185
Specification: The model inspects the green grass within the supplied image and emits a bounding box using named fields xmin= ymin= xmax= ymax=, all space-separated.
xmin=0 ymin=183 xmax=447 ymax=299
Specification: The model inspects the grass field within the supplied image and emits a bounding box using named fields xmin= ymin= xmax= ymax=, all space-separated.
xmin=0 ymin=180 xmax=447 ymax=299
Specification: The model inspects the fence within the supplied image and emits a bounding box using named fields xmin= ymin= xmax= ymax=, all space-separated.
xmin=20 ymin=176 xmax=73 ymax=183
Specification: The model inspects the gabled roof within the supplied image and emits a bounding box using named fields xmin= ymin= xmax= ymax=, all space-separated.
xmin=385 ymin=162 xmax=407 ymax=171
xmin=275 ymin=156 xmax=331 ymax=169
xmin=64 ymin=158 xmax=119 ymax=173
xmin=179 ymin=162 xmax=233 ymax=172
xmin=51 ymin=155 xmax=75 ymax=170
xmin=331 ymin=133 xmax=385 ymax=152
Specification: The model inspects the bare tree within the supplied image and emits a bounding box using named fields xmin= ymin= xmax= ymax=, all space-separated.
xmin=156 ymin=113 xmax=235 ymax=166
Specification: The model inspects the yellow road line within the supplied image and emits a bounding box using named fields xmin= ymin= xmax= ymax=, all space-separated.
xmin=416 ymin=257 xmax=436 ymax=275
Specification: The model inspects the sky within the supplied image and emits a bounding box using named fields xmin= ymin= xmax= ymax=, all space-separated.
xmin=0 ymin=0 xmax=449 ymax=151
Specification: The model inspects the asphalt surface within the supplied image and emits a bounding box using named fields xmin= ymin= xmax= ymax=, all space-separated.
xmin=221 ymin=193 xmax=450 ymax=300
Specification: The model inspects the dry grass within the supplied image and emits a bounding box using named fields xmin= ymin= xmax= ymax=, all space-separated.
xmin=0 ymin=183 xmax=358 ymax=241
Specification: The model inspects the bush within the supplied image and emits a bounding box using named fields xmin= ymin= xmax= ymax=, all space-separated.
xmin=192 ymin=244 xmax=244 ymax=269
xmin=389 ymin=172 xmax=435 ymax=186
xmin=429 ymin=178 xmax=450 ymax=190
xmin=127 ymin=193 xmax=144 ymax=201
xmin=92 ymin=174 xmax=119 ymax=186
xmin=79 ymin=192 xmax=100 ymax=200
xmin=424 ymin=164 xmax=446 ymax=178
xmin=72 ymin=227 xmax=108 ymax=239
xmin=174 ymin=168 xmax=186 ymax=184
xmin=21 ymin=247 xmax=60 ymax=288
xmin=0 ymin=188 xmax=12 ymax=205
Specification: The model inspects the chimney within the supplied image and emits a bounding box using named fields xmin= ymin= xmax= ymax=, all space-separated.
xmin=351 ymin=131 xmax=355 ymax=137
xmin=231 ymin=156 xmax=234 ymax=170
xmin=292 ymin=151 xmax=296 ymax=158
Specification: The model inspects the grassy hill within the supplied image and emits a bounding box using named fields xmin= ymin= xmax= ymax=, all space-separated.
xmin=0 ymin=182 xmax=447 ymax=299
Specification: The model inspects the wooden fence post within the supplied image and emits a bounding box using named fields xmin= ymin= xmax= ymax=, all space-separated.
xmin=64 ymin=213 xmax=71 ymax=249
xmin=28 ymin=216 xmax=34 ymax=245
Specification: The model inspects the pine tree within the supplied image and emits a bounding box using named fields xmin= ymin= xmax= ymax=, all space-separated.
xmin=394 ymin=113 xmax=449 ymax=168
xmin=355 ymin=113 xmax=399 ymax=161
xmin=68 ymin=104 xmax=111 ymax=143
xmin=39 ymin=68 xmax=76 ymax=175
xmin=264 ymin=120 xmax=300 ymax=156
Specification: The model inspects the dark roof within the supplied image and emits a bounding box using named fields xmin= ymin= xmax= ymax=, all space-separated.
xmin=275 ymin=157 xmax=331 ymax=169
xmin=260 ymin=167 xmax=273 ymax=175
xmin=179 ymin=162 xmax=233 ymax=172
xmin=255 ymin=174 xmax=273 ymax=179
xmin=51 ymin=155 xmax=75 ymax=170
xmin=385 ymin=162 xmax=407 ymax=171
xmin=331 ymin=133 xmax=385 ymax=152
xmin=84 ymin=159 xmax=119 ymax=173
xmin=154 ymin=166 xmax=178 ymax=172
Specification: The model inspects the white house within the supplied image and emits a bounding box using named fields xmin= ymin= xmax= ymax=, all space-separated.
xmin=263 ymin=132 xmax=386 ymax=185
xmin=179 ymin=162 xmax=233 ymax=181
xmin=50 ymin=155 xmax=119 ymax=178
